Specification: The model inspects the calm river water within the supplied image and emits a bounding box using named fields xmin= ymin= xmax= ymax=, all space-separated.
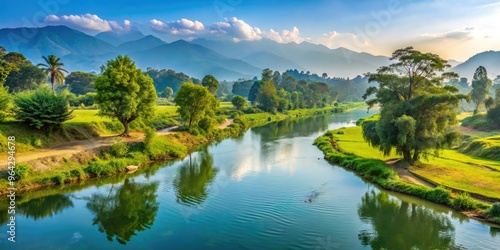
xmin=1 ymin=109 xmax=499 ymax=249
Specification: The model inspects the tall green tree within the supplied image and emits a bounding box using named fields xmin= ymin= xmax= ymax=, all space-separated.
xmin=362 ymin=47 xmax=467 ymax=164
xmin=256 ymin=81 xmax=280 ymax=113
xmin=1 ymin=50 xmax=44 ymax=91
xmin=4 ymin=65 xmax=46 ymax=92
xmin=470 ymin=66 xmax=492 ymax=115
xmin=231 ymin=95 xmax=247 ymax=111
xmin=248 ymin=81 xmax=263 ymax=103
xmin=161 ymin=86 xmax=174 ymax=99
xmin=174 ymin=82 xmax=218 ymax=128
xmin=65 ymin=71 xmax=96 ymax=95
xmin=261 ymin=68 xmax=273 ymax=82
xmin=37 ymin=55 xmax=68 ymax=92
xmin=201 ymin=74 xmax=219 ymax=94
xmin=94 ymin=55 xmax=157 ymax=137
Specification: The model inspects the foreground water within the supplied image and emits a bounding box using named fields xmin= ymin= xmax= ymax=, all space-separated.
xmin=1 ymin=109 xmax=499 ymax=249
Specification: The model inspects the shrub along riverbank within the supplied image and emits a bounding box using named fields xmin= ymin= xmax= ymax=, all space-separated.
xmin=314 ymin=126 xmax=500 ymax=225
xmin=0 ymin=102 xmax=365 ymax=194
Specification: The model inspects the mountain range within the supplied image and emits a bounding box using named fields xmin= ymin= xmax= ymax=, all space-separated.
xmin=0 ymin=25 xmax=498 ymax=80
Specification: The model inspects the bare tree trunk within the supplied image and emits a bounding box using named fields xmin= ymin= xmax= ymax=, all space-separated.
xmin=121 ymin=120 xmax=130 ymax=137
xmin=402 ymin=148 xmax=412 ymax=165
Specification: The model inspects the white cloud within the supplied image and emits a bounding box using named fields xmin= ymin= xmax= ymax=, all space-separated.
xmin=44 ymin=14 xmax=131 ymax=34
xmin=317 ymin=31 xmax=371 ymax=51
xmin=150 ymin=17 xmax=308 ymax=43
xmin=420 ymin=27 xmax=474 ymax=41
xmin=150 ymin=18 xmax=204 ymax=35
xmin=209 ymin=17 xmax=262 ymax=42
xmin=262 ymin=27 xmax=304 ymax=44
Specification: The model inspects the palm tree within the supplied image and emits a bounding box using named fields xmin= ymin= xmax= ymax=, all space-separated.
xmin=37 ymin=55 xmax=68 ymax=92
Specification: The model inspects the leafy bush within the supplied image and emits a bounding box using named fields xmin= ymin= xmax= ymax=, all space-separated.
xmin=143 ymin=127 xmax=156 ymax=148
xmin=452 ymin=192 xmax=477 ymax=211
xmin=14 ymin=87 xmax=74 ymax=130
xmin=425 ymin=186 xmax=451 ymax=204
xmin=14 ymin=163 xmax=31 ymax=181
xmin=0 ymin=86 xmax=11 ymax=122
xmin=487 ymin=202 xmax=500 ymax=218
xmin=487 ymin=106 xmax=500 ymax=126
xmin=109 ymin=138 xmax=129 ymax=157
xmin=69 ymin=168 xmax=86 ymax=179
xmin=199 ymin=116 xmax=217 ymax=131
xmin=146 ymin=137 xmax=187 ymax=160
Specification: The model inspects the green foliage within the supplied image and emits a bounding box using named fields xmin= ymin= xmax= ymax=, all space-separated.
xmin=425 ymin=186 xmax=451 ymax=204
xmin=37 ymin=55 xmax=68 ymax=92
xmin=470 ymin=66 xmax=492 ymax=115
xmin=198 ymin=116 xmax=217 ymax=132
xmin=4 ymin=64 xmax=46 ymax=92
xmin=487 ymin=203 xmax=500 ymax=218
xmin=487 ymin=106 xmax=500 ymax=126
xmin=146 ymin=136 xmax=187 ymax=160
xmin=94 ymin=55 xmax=157 ymax=136
xmin=201 ymin=74 xmax=219 ymax=94
xmin=256 ymin=81 xmax=280 ymax=113
xmin=161 ymin=86 xmax=174 ymax=99
xmin=109 ymin=138 xmax=129 ymax=157
xmin=174 ymin=82 xmax=218 ymax=129
xmin=362 ymin=47 xmax=466 ymax=164
xmin=231 ymin=95 xmax=247 ymax=111
xmin=146 ymin=68 xmax=198 ymax=94
xmin=14 ymin=87 xmax=74 ymax=130
xmin=0 ymin=86 xmax=11 ymax=121
xmin=143 ymin=127 xmax=156 ymax=148
xmin=452 ymin=192 xmax=477 ymax=211
xmin=65 ymin=71 xmax=96 ymax=95
xmin=14 ymin=163 xmax=31 ymax=181
xmin=231 ymin=79 xmax=254 ymax=97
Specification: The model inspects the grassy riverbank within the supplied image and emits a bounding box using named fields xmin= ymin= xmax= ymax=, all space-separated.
xmin=0 ymin=102 xmax=365 ymax=194
xmin=314 ymin=124 xmax=500 ymax=225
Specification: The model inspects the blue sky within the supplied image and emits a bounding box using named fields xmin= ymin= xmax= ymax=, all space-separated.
xmin=1 ymin=0 xmax=499 ymax=60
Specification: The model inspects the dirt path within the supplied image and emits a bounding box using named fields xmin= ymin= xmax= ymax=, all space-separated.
xmin=0 ymin=121 xmax=235 ymax=170
xmin=385 ymin=159 xmax=436 ymax=188
xmin=0 ymin=127 xmax=179 ymax=170
xmin=218 ymin=119 xmax=234 ymax=129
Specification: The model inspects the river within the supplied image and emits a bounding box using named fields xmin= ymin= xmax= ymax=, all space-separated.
xmin=1 ymin=109 xmax=499 ymax=249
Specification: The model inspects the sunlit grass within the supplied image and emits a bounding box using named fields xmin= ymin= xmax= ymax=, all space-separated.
xmin=332 ymin=125 xmax=500 ymax=199
xmin=332 ymin=126 xmax=397 ymax=161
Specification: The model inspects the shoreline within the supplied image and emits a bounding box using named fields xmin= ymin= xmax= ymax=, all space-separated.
xmin=314 ymin=128 xmax=500 ymax=226
xmin=0 ymin=103 xmax=366 ymax=196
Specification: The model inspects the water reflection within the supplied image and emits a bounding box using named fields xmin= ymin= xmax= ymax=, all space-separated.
xmin=0 ymin=194 xmax=73 ymax=223
xmin=252 ymin=115 xmax=329 ymax=141
xmin=357 ymin=190 xmax=465 ymax=250
xmin=173 ymin=149 xmax=217 ymax=206
xmin=18 ymin=194 xmax=74 ymax=220
xmin=86 ymin=179 xmax=159 ymax=245
xmin=492 ymin=227 xmax=500 ymax=237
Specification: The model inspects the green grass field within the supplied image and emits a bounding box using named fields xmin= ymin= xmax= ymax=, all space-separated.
xmin=332 ymin=126 xmax=500 ymax=200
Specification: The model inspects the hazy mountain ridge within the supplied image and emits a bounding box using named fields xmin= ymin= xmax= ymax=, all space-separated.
xmin=95 ymin=28 xmax=145 ymax=46
xmin=451 ymin=51 xmax=500 ymax=79
xmin=1 ymin=25 xmax=498 ymax=81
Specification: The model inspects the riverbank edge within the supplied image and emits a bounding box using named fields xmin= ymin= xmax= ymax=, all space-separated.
xmin=1 ymin=103 xmax=366 ymax=195
xmin=314 ymin=129 xmax=500 ymax=226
